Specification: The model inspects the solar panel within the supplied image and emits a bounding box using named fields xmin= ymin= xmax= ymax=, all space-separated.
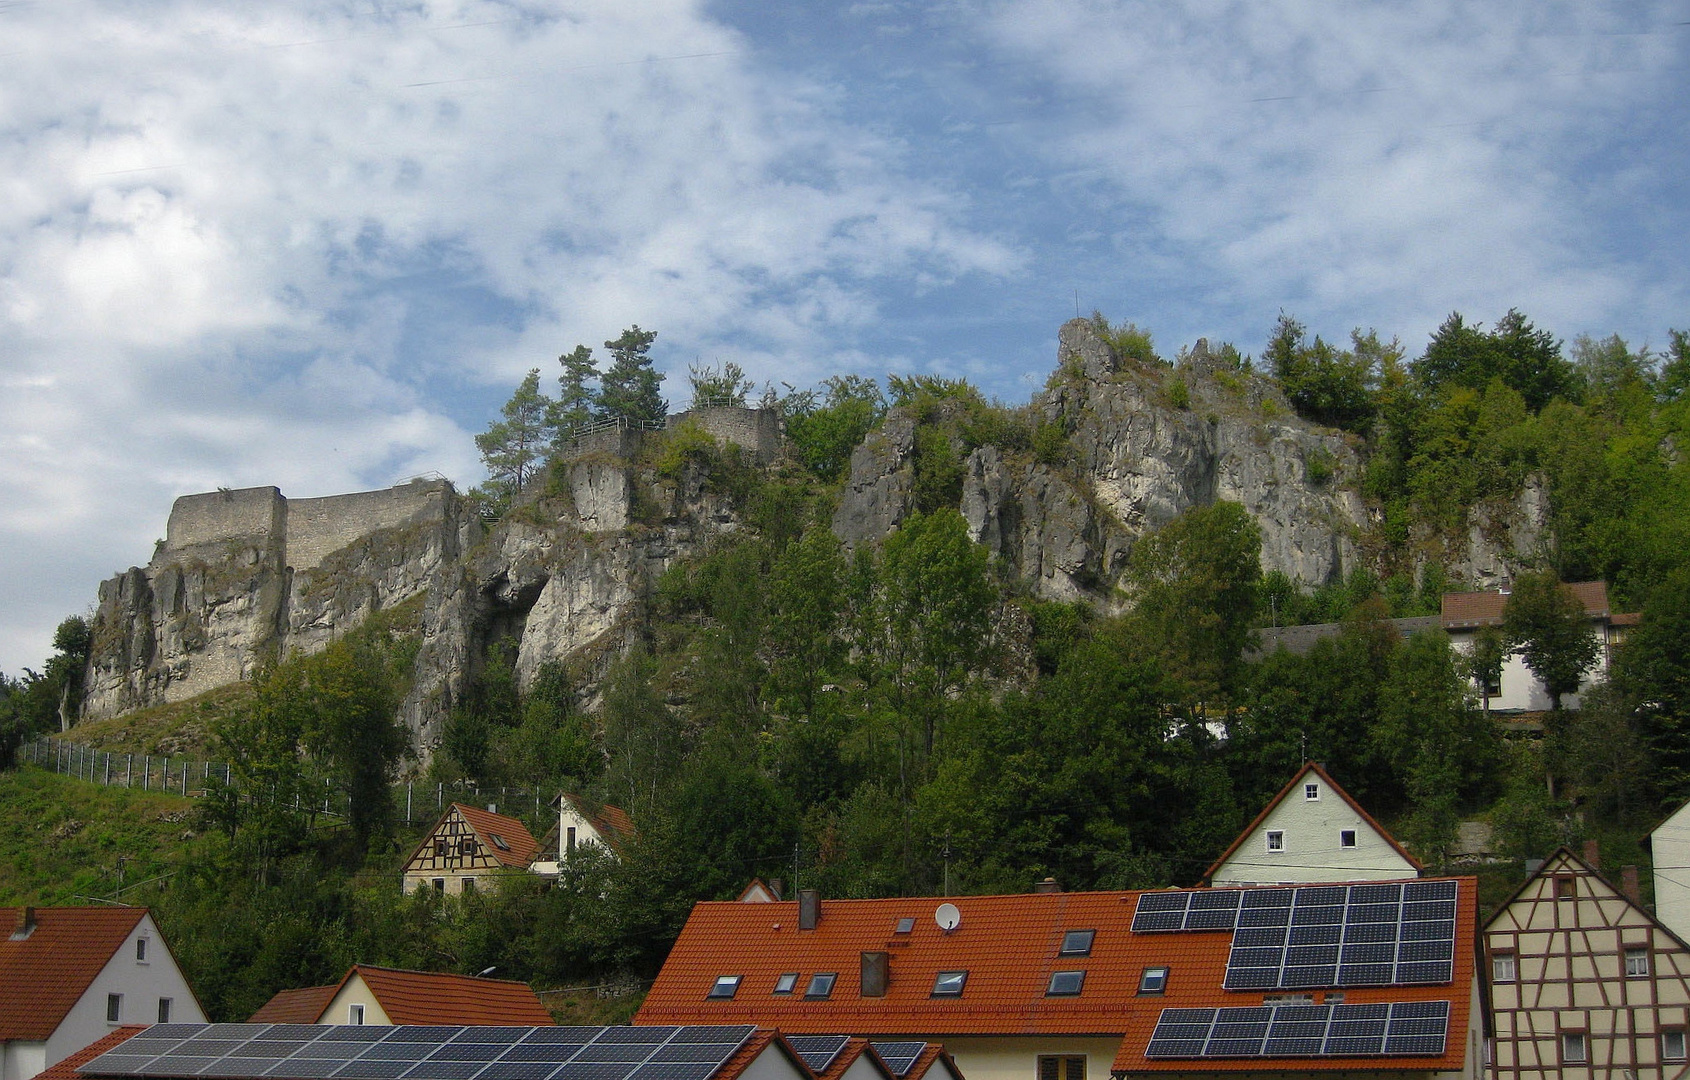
xmin=868 ymin=1043 xmax=926 ymax=1077
xmin=1220 ymin=882 xmax=1459 ymax=990
xmin=1144 ymin=1001 xmax=1449 ymax=1059
xmin=662 ymin=1030 xmax=752 ymax=1047
xmin=386 ymin=1031 xmax=463 ymax=1045
xmin=271 ymin=1060 xmax=345 ymax=1079
xmin=202 ymin=1059 xmax=289 ymax=1078
xmin=627 ymin=1064 xmax=718 ymax=1080
xmin=402 ymin=1062 xmax=489 ymax=1080
xmin=781 ymin=1036 xmax=852 ymax=1073
xmin=551 ymin=1063 xmax=636 ymax=1080
xmin=477 ymin=1065 xmax=560 ymax=1080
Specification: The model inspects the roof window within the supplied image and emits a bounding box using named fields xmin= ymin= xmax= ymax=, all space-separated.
xmin=1137 ymin=967 xmax=1168 ymax=995
xmin=1059 ymin=929 xmax=1095 ymax=956
xmin=773 ymin=973 xmax=799 ymax=994
xmin=489 ymin=833 xmax=511 ymax=851
xmin=895 ymin=917 xmax=916 ymax=934
xmin=931 ymin=971 xmax=968 ymax=997
xmin=805 ymin=973 xmax=837 ymax=999
xmin=708 ymin=975 xmax=742 ymax=999
xmin=1046 ymin=970 xmax=1085 ymax=996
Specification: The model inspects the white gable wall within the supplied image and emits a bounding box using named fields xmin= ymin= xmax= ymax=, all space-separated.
xmin=40 ymin=913 xmax=205 ymax=1076
xmin=557 ymin=803 xmax=610 ymax=857
xmin=734 ymin=1045 xmax=809 ymax=1080
xmin=1654 ymin=801 xmax=1690 ymax=943
xmin=1210 ymin=776 xmax=1418 ymax=885
xmin=321 ymin=974 xmax=394 ymax=1026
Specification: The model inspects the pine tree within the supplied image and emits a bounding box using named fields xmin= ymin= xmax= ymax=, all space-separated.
xmin=475 ymin=369 xmax=553 ymax=496
xmin=598 ymin=326 xmax=666 ymax=422
xmin=554 ymin=345 xmax=599 ymax=438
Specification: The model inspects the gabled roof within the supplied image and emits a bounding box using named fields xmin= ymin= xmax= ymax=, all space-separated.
xmin=34 ymin=1027 xmax=144 ymax=1080
xmin=635 ymin=881 xmax=1477 ymax=1076
xmin=0 ymin=906 xmax=148 ymax=1040
xmin=738 ymin=879 xmax=782 ymax=902
xmin=402 ymin=804 xmax=539 ymax=871
xmin=1484 ymin=844 xmax=1690 ymax=950
xmin=248 ymin=965 xmax=553 ymax=1026
xmin=248 ymin=983 xmax=340 ymax=1023
xmin=1201 ymin=761 xmax=1422 ymax=884
xmin=557 ymin=793 xmax=637 ymax=852
xmin=1440 ymin=580 xmax=1612 ymax=629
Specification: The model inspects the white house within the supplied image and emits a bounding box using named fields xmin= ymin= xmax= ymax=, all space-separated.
xmin=1442 ymin=581 xmax=1637 ymax=713
xmin=530 ymin=793 xmax=635 ymax=875
xmin=1650 ymin=800 xmax=1690 ymax=945
xmin=1204 ymin=761 xmax=1422 ymax=886
xmin=0 ymin=906 xmax=205 ymax=1080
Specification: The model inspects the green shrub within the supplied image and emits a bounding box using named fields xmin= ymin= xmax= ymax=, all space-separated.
xmin=1166 ymin=376 xmax=1190 ymax=410
xmin=655 ymin=421 xmax=718 ymax=480
xmin=1032 ymin=421 xmax=1071 ymax=467
xmin=1305 ymin=447 xmax=1335 ymax=485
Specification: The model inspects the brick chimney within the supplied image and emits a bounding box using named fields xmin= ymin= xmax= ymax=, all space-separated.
xmin=1033 ymin=877 xmax=1062 ymax=894
xmin=860 ymin=951 xmax=889 ymax=997
xmin=11 ymin=906 xmax=36 ymax=940
xmin=768 ymin=878 xmax=784 ymax=901
xmin=1583 ymin=839 xmax=1601 ymax=870
xmin=1622 ymin=865 xmax=1642 ymax=905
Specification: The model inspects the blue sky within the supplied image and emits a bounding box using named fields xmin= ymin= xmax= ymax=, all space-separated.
xmin=2 ymin=0 xmax=1687 ymax=673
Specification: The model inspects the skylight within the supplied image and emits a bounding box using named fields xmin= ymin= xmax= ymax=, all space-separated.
xmin=805 ymin=973 xmax=837 ymax=999
xmin=931 ymin=971 xmax=967 ymax=997
xmin=1046 ymin=970 xmax=1085 ymax=996
xmin=708 ymin=975 xmax=742 ymax=999
xmin=489 ymin=833 xmax=511 ymax=851
xmin=773 ymin=973 xmax=798 ymax=994
xmin=895 ymin=917 xmax=916 ymax=934
xmin=1059 ymin=929 xmax=1095 ymax=956
xmin=1138 ymin=967 xmax=1168 ymax=995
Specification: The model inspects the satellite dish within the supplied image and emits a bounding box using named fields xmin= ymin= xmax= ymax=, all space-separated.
xmin=935 ymin=902 xmax=961 ymax=932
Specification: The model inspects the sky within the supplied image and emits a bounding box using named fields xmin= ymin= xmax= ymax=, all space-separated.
xmin=2 ymin=0 xmax=1688 ymax=674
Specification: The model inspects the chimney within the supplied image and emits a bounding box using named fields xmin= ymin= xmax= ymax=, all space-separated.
xmin=487 ymin=803 xmax=497 ymax=815
xmin=860 ymin=951 xmax=888 ymax=997
xmin=1622 ymin=865 xmax=1642 ymax=904
xmin=11 ymin=906 xmax=36 ymax=940
xmin=798 ymin=889 xmax=820 ymax=931
xmin=1033 ymin=877 xmax=1062 ymax=894
xmin=769 ymin=878 xmax=784 ymax=901
xmin=1583 ymin=840 xmax=1601 ymax=870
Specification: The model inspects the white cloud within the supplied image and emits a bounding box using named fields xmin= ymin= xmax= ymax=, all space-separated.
xmin=0 ymin=0 xmax=1014 ymax=670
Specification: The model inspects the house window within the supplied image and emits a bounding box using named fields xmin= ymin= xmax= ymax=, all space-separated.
xmin=462 ymin=877 xmax=476 ymax=894
xmin=349 ymin=1004 xmax=365 ymax=1025
xmin=1561 ymin=1030 xmax=1587 ymax=1064
xmin=136 ymin=937 xmax=148 ymax=962
xmin=1138 ymin=967 xmax=1168 ymax=994
xmin=157 ymin=998 xmax=172 ymax=1024
xmin=1266 ymin=830 xmax=1285 ymax=852
xmin=708 ymin=976 xmax=742 ymax=999
xmin=1037 ymin=1056 xmax=1084 ymax=1080
xmin=895 ymin=917 xmax=915 ymax=934
xmin=1339 ymin=829 xmax=1357 ymax=848
xmin=1304 ymin=783 xmax=1320 ymax=801
xmin=773 ymin=973 xmax=799 ymax=994
xmin=1555 ymin=875 xmax=1576 ymax=900
xmin=932 ymin=971 xmax=968 ymax=997
xmin=1060 ymin=929 xmax=1095 ymax=956
xmin=434 ymin=838 xmax=448 ymax=857
xmin=461 ymin=838 xmax=478 ymax=856
xmin=1664 ymin=1029 xmax=1687 ymax=1062
xmin=1625 ymin=947 xmax=1649 ymax=977
xmin=1046 ymin=970 xmax=1085 ymax=996
xmin=106 ymin=994 xmax=121 ymax=1022
xmin=432 ymin=878 xmax=446 ymax=891
xmin=1482 ymin=671 xmax=1501 ymax=697
xmin=805 ymin=973 xmax=837 ymax=999
xmin=566 ymin=827 xmax=577 ymax=854
xmin=1492 ymin=952 xmax=1516 ymax=982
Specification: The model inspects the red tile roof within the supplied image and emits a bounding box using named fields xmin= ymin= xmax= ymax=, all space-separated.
xmin=350 ymin=965 xmax=555 ymax=1025
xmin=1441 ymin=580 xmax=1612 ymax=628
xmin=248 ymin=983 xmax=340 ymax=1023
xmin=0 ymin=906 xmax=148 ymax=1040
xmin=1201 ymin=761 xmax=1421 ymax=883
xmin=33 ymin=1026 xmax=144 ymax=1080
xmin=636 ymin=882 xmax=1478 ymax=1075
xmin=452 ymin=805 xmax=541 ymax=869
xmin=813 ymin=1039 xmax=890 ymax=1080
xmin=714 ymin=1030 xmax=806 ymax=1080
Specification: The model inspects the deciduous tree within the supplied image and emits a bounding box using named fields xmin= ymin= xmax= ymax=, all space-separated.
xmin=1503 ymin=570 xmax=1600 ymax=710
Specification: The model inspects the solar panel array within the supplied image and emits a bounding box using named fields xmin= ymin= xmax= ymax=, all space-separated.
xmin=1144 ymin=1001 xmax=1450 ymax=1059
xmin=866 ymin=1044 xmax=926 ymax=1077
xmin=80 ymin=1026 xmax=758 ymax=1080
xmin=1131 ymin=880 xmax=1458 ymax=989
xmin=783 ymin=1038 xmax=850 ymax=1074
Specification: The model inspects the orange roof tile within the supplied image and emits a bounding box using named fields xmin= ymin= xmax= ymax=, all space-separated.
xmin=34 ymin=1026 xmax=145 ymax=1080
xmin=352 ymin=965 xmax=555 ymax=1025
xmin=453 ymin=805 xmax=541 ymax=869
xmin=714 ymin=1030 xmax=805 ymax=1080
xmin=0 ymin=906 xmax=147 ymax=1040
xmin=1441 ymin=580 xmax=1611 ymax=628
xmin=1202 ymin=761 xmax=1421 ymax=883
xmin=895 ymin=1045 xmax=955 ymax=1080
xmin=635 ymin=882 xmax=1478 ymax=1075
xmin=248 ymin=983 xmax=340 ymax=1023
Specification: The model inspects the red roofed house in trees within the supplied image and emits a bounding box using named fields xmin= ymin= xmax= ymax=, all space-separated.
xmin=1441 ymin=581 xmax=1636 ymax=713
xmin=635 ymin=878 xmax=1485 ymax=1080
xmin=531 ymin=794 xmax=636 ymax=876
xmin=1204 ymin=763 xmax=1422 ymax=887
xmin=400 ymin=804 xmax=539 ymax=896
xmin=0 ymin=907 xmax=205 ymax=1080
xmin=247 ymin=965 xmax=554 ymax=1026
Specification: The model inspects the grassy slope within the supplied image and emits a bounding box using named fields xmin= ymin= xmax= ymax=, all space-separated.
xmin=0 ymin=767 xmax=201 ymax=906
xmin=68 ymin=682 xmax=254 ymax=758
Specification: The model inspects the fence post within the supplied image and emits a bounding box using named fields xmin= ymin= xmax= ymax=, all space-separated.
xmin=183 ymin=763 xmax=189 ymax=797
xmin=406 ymin=782 xmax=412 ymax=824
xmin=437 ymin=782 xmax=443 ymax=811
xmin=104 ymin=753 xmax=110 ymax=786
xmin=142 ymin=755 xmax=149 ymax=791
xmin=125 ymin=753 xmax=132 ymax=787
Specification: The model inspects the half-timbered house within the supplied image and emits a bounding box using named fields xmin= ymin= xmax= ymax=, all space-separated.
xmin=399 ymin=803 xmax=539 ymax=896
xmin=1484 ymin=846 xmax=1690 ymax=1078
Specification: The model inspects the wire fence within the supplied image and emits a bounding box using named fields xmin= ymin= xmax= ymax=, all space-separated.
xmin=20 ymin=735 xmax=559 ymax=828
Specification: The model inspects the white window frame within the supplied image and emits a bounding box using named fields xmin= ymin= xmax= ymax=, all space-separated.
xmin=1304 ymin=783 xmax=1320 ymax=801
xmin=1339 ymin=829 xmax=1357 ymax=848
xmin=1561 ymin=1030 xmax=1587 ymax=1065
xmin=1266 ymin=830 xmax=1285 ymax=852
xmin=136 ymin=936 xmax=149 ymax=963
xmin=349 ymin=1004 xmax=365 ymax=1025
xmin=1625 ymin=946 xmax=1649 ymax=977
xmin=106 ymin=994 xmax=122 ymax=1023
xmin=1492 ymin=952 xmax=1516 ymax=983
xmin=157 ymin=998 xmax=172 ymax=1024
xmin=1664 ymin=1029 xmax=1687 ymax=1062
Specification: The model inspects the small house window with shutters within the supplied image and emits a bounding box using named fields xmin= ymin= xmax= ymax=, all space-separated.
xmin=1626 ymin=947 xmax=1649 ymax=977
xmin=1664 ymin=1029 xmax=1687 ymax=1062
xmin=157 ymin=998 xmax=172 ymax=1024
xmin=1266 ymin=830 xmax=1285 ymax=852
xmin=1492 ymin=951 xmax=1516 ymax=982
xmin=1037 ymin=1056 xmax=1084 ymax=1080
xmin=106 ymin=994 xmax=121 ymax=1023
xmin=461 ymin=838 xmax=478 ymax=856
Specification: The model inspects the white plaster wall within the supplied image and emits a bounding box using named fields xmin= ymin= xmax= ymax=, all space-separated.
xmin=322 ymin=977 xmax=393 ymax=1025
xmin=40 ymin=914 xmax=205 ymax=1077
xmin=558 ymin=804 xmax=609 ymax=857
xmin=1654 ymin=802 xmax=1690 ymax=943
xmin=2 ymin=1043 xmax=46 ymax=1080
xmin=931 ymin=1036 xmax=1121 ymax=1080
xmin=1210 ymin=777 xmax=1418 ymax=885
xmin=1448 ymin=626 xmax=1609 ymax=713
xmin=735 ymin=1044 xmax=809 ymax=1080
